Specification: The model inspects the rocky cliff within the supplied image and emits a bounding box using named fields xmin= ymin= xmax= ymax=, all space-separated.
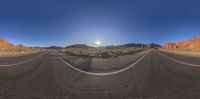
xmin=0 ymin=38 xmax=27 ymax=49
xmin=163 ymin=36 xmax=200 ymax=50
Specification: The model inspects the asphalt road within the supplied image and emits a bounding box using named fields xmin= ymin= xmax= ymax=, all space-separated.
xmin=0 ymin=49 xmax=200 ymax=99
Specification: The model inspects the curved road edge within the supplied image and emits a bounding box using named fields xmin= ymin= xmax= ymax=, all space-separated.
xmin=53 ymin=50 xmax=150 ymax=76
xmin=158 ymin=50 xmax=200 ymax=67
xmin=0 ymin=51 xmax=47 ymax=67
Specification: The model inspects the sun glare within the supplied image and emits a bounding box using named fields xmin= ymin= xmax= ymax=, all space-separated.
xmin=96 ymin=40 xmax=101 ymax=46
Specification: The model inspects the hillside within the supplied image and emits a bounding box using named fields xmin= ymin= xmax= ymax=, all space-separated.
xmin=0 ymin=38 xmax=41 ymax=57
xmin=0 ymin=38 xmax=14 ymax=48
xmin=163 ymin=36 xmax=200 ymax=51
xmin=0 ymin=38 xmax=27 ymax=49
xmin=66 ymin=43 xmax=161 ymax=49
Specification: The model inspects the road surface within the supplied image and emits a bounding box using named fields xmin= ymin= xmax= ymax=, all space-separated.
xmin=0 ymin=49 xmax=200 ymax=99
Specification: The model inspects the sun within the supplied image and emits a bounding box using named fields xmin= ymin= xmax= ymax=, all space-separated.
xmin=96 ymin=40 xmax=101 ymax=46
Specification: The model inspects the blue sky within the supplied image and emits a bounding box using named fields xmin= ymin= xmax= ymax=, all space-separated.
xmin=0 ymin=0 xmax=200 ymax=47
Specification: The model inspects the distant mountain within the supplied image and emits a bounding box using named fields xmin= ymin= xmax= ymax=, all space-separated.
xmin=0 ymin=38 xmax=27 ymax=49
xmin=66 ymin=44 xmax=91 ymax=48
xmin=47 ymin=46 xmax=63 ymax=49
xmin=147 ymin=43 xmax=162 ymax=48
xmin=66 ymin=43 xmax=161 ymax=49
xmin=117 ymin=43 xmax=145 ymax=47
xmin=117 ymin=43 xmax=161 ymax=48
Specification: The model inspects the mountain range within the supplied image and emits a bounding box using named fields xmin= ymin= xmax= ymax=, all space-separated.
xmin=65 ymin=43 xmax=161 ymax=48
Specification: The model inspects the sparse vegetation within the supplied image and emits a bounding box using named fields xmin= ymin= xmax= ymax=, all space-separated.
xmin=0 ymin=38 xmax=41 ymax=57
xmin=0 ymin=48 xmax=41 ymax=57
xmin=59 ymin=47 xmax=149 ymax=58
xmin=57 ymin=43 xmax=161 ymax=58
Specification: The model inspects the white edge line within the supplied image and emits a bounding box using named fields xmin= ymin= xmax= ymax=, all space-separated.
xmin=0 ymin=52 xmax=45 ymax=67
xmin=54 ymin=51 xmax=149 ymax=76
xmin=158 ymin=51 xmax=200 ymax=67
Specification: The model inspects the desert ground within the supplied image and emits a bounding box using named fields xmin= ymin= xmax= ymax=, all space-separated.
xmin=0 ymin=38 xmax=41 ymax=57
xmin=0 ymin=48 xmax=41 ymax=57
xmin=57 ymin=49 xmax=148 ymax=73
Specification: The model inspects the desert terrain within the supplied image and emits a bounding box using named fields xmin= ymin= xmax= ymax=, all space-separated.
xmin=0 ymin=38 xmax=41 ymax=57
xmin=57 ymin=44 xmax=156 ymax=73
xmin=0 ymin=38 xmax=200 ymax=99
xmin=162 ymin=36 xmax=200 ymax=57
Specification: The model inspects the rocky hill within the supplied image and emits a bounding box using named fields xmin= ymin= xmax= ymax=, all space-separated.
xmin=163 ymin=36 xmax=200 ymax=50
xmin=0 ymin=38 xmax=14 ymax=48
xmin=0 ymin=38 xmax=27 ymax=49
xmin=66 ymin=43 xmax=161 ymax=49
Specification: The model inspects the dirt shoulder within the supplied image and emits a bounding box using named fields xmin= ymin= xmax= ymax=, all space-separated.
xmin=159 ymin=48 xmax=200 ymax=57
xmin=0 ymin=48 xmax=42 ymax=57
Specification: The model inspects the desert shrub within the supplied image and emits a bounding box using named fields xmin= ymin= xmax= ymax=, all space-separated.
xmin=59 ymin=47 xmax=149 ymax=58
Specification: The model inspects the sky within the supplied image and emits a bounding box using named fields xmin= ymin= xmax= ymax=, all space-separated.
xmin=0 ymin=0 xmax=200 ymax=47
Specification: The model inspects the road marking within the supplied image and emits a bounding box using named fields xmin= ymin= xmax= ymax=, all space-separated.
xmin=158 ymin=51 xmax=200 ymax=67
xmin=54 ymin=51 xmax=149 ymax=76
xmin=0 ymin=52 xmax=45 ymax=67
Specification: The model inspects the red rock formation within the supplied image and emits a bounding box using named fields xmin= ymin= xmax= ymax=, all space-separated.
xmin=163 ymin=42 xmax=177 ymax=49
xmin=193 ymin=36 xmax=200 ymax=41
xmin=0 ymin=38 xmax=27 ymax=49
xmin=0 ymin=38 xmax=14 ymax=48
xmin=163 ymin=36 xmax=200 ymax=50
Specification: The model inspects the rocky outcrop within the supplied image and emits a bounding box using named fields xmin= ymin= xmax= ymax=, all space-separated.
xmin=163 ymin=43 xmax=177 ymax=49
xmin=15 ymin=44 xmax=27 ymax=49
xmin=0 ymin=38 xmax=27 ymax=49
xmin=163 ymin=36 xmax=200 ymax=50
xmin=0 ymin=38 xmax=14 ymax=48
